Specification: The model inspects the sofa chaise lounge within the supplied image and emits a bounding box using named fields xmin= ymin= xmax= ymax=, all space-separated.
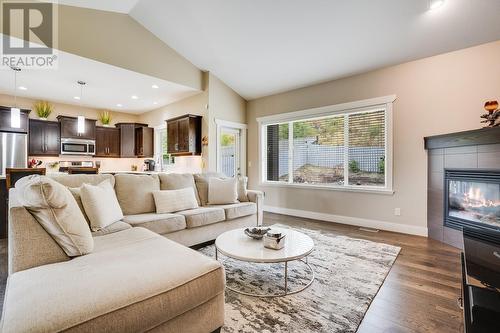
xmin=0 ymin=173 xmax=263 ymax=333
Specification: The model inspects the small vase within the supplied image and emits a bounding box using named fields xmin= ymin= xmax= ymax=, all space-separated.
xmin=39 ymin=117 xmax=47 ymax=121
xmin=102 ymin=124 xmax=111 ymax=127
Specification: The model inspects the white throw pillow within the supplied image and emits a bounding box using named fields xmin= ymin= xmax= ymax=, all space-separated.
xmin=153 ymin=188 xmax=199 ymax=213
xmin=15 ymin=175 xmax=94 ymax=257
xmin=237 ymin=176 xmax=249 ymax=202
xmin=208 ymin=177 xmax=238 ymax=205
xmin=80 ymin=180 xmax=124 ymax=231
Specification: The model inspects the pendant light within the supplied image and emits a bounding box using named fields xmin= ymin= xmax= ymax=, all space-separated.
xmin=10 ymin=67 xmax=21 ymax=128
xmin=76 ymin=80 xmax=86 ymax=134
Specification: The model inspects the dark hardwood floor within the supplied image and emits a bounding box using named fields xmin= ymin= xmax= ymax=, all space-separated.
xmin=0 ymin=213 xmax=463 ymax=332
xmin=264 ymin=213 xmax=463 ymax=333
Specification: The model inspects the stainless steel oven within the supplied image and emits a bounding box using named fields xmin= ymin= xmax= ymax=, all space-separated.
xmin=61 ymin=138 xmax=95 ymax=155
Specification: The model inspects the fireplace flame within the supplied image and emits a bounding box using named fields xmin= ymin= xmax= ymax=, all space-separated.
xmin=464 ymin=187 xmax=499 ymax=208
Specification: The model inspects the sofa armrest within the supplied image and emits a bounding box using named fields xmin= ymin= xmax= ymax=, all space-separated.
xmin=247 ymin=190 xmax=264 ymax=226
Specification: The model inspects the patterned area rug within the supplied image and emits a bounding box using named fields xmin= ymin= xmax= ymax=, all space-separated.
xmin=199 ymin=224 xmax=401 ymax=333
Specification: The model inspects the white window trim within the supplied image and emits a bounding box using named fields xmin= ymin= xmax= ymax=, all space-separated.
xmin=153 ymin=124 xmax=167 ymax=171
xmin=215 ymin=119 xmax=248 ymax=176
xmin=257 ymin=95 xmax=396 ymax=194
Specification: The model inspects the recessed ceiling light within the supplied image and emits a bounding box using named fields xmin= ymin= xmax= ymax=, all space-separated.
xmin=429 ymin=0 xmax=445 ymax=10
xmin=18 ymin=86 xmax=27 ymax=90
xmin=116 ymin=103 xmax=123 ymax=107
xmin=151 ymin=84 xmax=159 ymax=89
xmin=73 ymin=96 xmax=80 ymax=100
xmin=153 ymin=101 xmax=158 ymax=105
xmin=131 ymin=95 xmax=138 ymax=99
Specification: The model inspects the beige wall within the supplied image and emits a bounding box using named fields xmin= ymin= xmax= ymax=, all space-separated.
xmin=0 ymin=93 xmax=139 ymax=124
xmin=207 ymin=73 xmax=247 ymax=171
xmin=139 ymin=72 xmax=247 ymax=172
xmin=247 ymin=40 xmax=500 ymax=234
xmin=138 ymin=90 xmax=210 ymax=169
xmin=0 ymin=1 xmax=203 ymax=90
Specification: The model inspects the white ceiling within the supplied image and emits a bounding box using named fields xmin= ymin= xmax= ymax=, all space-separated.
xmin=35 ymin=0 xmax=500 ymax=100
xmin=42 ymin=0 xmax=140 ymax=14
xmin=0 ymin=35 xmax=199 ymax=114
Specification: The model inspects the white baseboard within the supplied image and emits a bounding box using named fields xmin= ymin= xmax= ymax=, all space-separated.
xmin=264 ymin=205 xmax=428 ymax=237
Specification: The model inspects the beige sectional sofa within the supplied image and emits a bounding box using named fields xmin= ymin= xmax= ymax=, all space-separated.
xmin=1 ymin=173 xmax=264 ymax=333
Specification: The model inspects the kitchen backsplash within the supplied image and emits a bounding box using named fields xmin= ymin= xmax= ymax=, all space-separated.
xmin=29 ymin=156 xmax=147 ymax=173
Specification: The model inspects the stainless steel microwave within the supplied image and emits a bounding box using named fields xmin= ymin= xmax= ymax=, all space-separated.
xmin=60 ymin=138 xmax=95 ymax=155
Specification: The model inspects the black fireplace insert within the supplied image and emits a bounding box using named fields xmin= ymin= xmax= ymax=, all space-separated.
xmin=444 ymin=169 xmax=500 ymax=235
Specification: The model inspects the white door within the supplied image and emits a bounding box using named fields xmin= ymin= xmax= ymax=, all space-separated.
xmin=218 ymin=127 xmax=241 ymax=177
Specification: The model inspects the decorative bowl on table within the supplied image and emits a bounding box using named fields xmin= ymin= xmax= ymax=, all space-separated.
xmin=244 ymin=227 xmax=271 ymax=239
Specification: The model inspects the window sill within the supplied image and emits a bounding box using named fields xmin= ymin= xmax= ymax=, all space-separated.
xmin=259 ymin=181 xmax=394 ymax=195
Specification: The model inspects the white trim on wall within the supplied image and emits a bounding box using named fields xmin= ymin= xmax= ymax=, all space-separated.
xmin=257 ymin=94 xmax=396 ymax=194
xmin=264 ymin=205 xmax=428 ymax=237
xmin=256 ymin=94 xmax=397 ymax=124
xmin=215 ymin=118 xmax=248 ymax=176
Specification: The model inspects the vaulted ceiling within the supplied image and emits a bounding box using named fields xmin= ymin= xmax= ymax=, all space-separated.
xmin=39 ymin=0 xmax=500 ymax=100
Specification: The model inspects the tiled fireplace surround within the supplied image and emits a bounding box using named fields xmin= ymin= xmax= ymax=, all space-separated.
xmin=426 ymin=127 xmax=500 ymax=249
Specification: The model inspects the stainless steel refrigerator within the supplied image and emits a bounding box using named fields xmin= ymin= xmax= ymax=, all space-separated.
xmin=0 ymin=132 xmax=28 ymax=177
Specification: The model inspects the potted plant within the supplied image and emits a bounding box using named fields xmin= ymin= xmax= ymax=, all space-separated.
xmin=34 ymin=100 xmax=53 ymax=120
xmin=98 ymin=111 xmax=112 ymax=127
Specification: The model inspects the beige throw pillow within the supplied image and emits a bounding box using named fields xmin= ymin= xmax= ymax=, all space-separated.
xmin=159 ymin=173 xmax=201 ymax=205
xmin=153 ymin=188 xmax=199 ymax=213
xmin=80 ymin=180 xmax=124 ymax=231
xmin=237 ymin=176 xmax=249 ymax=202
xmin=67 ymin=186 xmax=91 ymax=224
xmin=194 ymin=172 xmax=226 ymax=206
xmin=15 ymin=175 xmax=94 ymax=257
xmin=208 ymin=177 xmax=238 ymax=205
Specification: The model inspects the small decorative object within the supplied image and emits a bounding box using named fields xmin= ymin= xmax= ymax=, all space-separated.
xmin=34 ymin=100 xmax=53 ymax=120
xmin=480 ymin=100 xmax=500 ymax=127
xmin=98 ymin=111 xmax=112 ymax=127
xmin=131 ymin=165 xmax=138 ymax=171
xmin=263 ymin=230 xmax=286 ymax=250
xmin=47 ymin=161 xmax=59 ymax=170
xmin=201 ymin=136 xmax=209 ymax=146
xmin=244 ymin=227 xmax=271 ymax=239
xmin=28 ymin=158 xmax=42 ymax=168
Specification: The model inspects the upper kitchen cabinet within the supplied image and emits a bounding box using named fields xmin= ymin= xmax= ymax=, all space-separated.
xmin=57 ymin=115 xmax=96 ymax=140
xmin=116 ymin=123 xmax=136 ymax=158
xmin=135 ymin=126 xmax=154 ymax=158
xmin=95 ymin=126 xmax=120 ymax=157
xmin=29 ymin=119 xmax=60 ymax=156
xmin=0 ymin=106 xmax=30 ymax=133
xmin=115 ymin=123 xmax=153 ymax=158
xmin=166 ymin=114 xmax=202 ymax=155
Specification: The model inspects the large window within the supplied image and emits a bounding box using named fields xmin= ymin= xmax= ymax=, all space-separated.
xmin=259 ymin=96 xmax=394 ymax=192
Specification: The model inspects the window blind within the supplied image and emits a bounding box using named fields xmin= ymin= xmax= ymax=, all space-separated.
xmin=264 ymin=108 xmax=387 ymax=188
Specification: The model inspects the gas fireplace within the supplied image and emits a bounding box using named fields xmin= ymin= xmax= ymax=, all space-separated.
xmin=445 ymin=169 xmax=500 ymax=233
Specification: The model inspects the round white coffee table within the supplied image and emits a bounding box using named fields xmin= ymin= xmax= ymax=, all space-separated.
xmin=215 ymin=227 xmax=315 ymax=297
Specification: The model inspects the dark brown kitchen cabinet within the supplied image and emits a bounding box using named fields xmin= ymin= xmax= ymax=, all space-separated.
xmin=166 ymin=114 xmax=202 ymax=155
xmin=29 ymin=119 xmax=60 ymax=156
xmin=116 ymin=123 xmax=136 ymax=157
xmin=135 ymin=126 xmax=154 ymax=157
xmin=115 ymin=123 xmax=152 ymax=158
xmin=0 ymin=106 xmax=30 ymax=133
xmin=95 ymin=126 xmax=120 ymax=157
xmin=57 ymin=115 xmax=96 ymax=140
